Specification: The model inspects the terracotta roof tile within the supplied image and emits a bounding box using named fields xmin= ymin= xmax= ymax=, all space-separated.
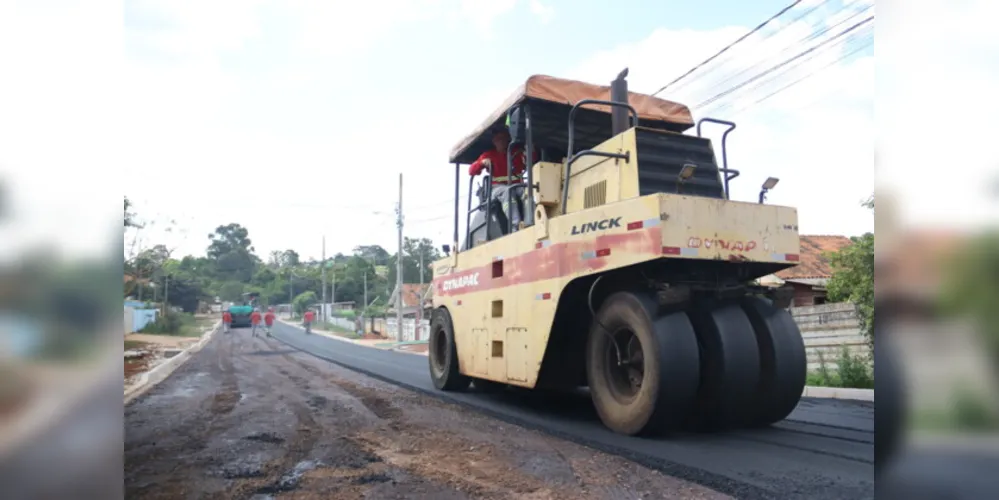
xmin=399 ymin=283 xmax=430 ymax=308
xmin=776 ymin=235 xmax=854 ymax=280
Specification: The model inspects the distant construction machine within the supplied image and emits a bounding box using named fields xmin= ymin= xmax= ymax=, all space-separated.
xmin=428 ymin=70 xmax=806 ymax=436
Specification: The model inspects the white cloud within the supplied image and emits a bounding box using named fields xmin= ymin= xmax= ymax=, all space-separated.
xmin=458 ymin=0 xmax=517 ymax=37
xmin=455 ymin=0 xmax=556 ymax=37
xmin=528 ymin=0 xmax=555 ymax=25
xmin=566 ymin=3 xmax=876 ymax=238
xmin=288 ymin=0 xmax=447 ymax=58
xmin=127 ymin=0 xmax=267 ymax=60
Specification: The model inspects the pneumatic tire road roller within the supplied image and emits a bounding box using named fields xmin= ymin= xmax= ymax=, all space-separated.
xmin=428 ymin=70 xmax=808 ymax=437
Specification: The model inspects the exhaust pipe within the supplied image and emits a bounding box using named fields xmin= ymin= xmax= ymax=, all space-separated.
xmin=611 ymin=68 xmax=630 ymax=135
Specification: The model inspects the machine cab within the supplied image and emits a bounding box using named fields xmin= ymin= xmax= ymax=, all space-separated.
xmin=444 ymin=71 xmax=746 ymax=254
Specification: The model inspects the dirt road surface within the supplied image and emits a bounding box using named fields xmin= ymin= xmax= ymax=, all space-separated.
xmin=125 ymin=327 xmax=730 ymax=499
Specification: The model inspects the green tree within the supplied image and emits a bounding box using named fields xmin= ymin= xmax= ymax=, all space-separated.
xmin=218 ymin=281 xmax=246 ymax=302
xmin=164 ymin=275 xmax=203 ymax=313
xmin=387 ymin=237 xmax=442 ymax=285
xmin=353 ymin=245 xmax=390 ymax=264
xmin=207 ymin=223 xmax=258 ymax=282
xmin=826 ymin=196 xmax=875 ymax=348
xmin=293 ymin=290 xmax=318 ymax=314
xmin=281 ymin=249 xmax=300 ymax=267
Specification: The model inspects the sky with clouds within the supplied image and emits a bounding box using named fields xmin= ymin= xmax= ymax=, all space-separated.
xmin=0 ymin=0 xmax=994 ymax=263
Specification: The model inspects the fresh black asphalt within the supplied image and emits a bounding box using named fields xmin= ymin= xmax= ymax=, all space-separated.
xmin=270 ymin=321 xmax=874 ymax=499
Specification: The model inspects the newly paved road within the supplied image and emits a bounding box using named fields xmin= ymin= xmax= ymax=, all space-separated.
xmin=270 ymin=321 xmax=875 ymax=500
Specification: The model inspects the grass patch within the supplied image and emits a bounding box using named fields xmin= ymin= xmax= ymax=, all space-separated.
xmin=321 ymin=321 xmax=360 ymax=339
xmin=806 ymin=345 xmax=874 ymax=389
xmin=139 ymin=311 xmax=205 ymax=337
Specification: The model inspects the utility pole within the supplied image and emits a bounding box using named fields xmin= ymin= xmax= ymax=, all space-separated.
xmin=321 ymin=235 xmax=327 ymax=324
xmin=417 ymin=250 xmax=424 ymax=341
xmin=162 ymin=274 xmax=170 ymax=317
xmin=363 ymin=272 xmax=368 ymax=314
xmin=288 ymin=270 xmax=293 ymax=319
xmin=396 ymin=173 xmax=404 ymax=341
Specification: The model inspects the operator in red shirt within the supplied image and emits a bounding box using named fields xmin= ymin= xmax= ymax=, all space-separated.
xmin=303 ymin=310 xmax=315 ymax=335
xmin=264 ymin=308 xmax=276 ymax=337
xmin=468 ymin=128 xmax=537 ymax=185
xmin=222 ymin=311 xmax=232 ymax=334
xmin=250 ymin=309 xmax=262 ymax=337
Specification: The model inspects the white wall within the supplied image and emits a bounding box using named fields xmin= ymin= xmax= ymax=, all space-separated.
xmin=385 ymin=317 xmax=430 ymax=342
xmin=791 ymin=302 xmax=870 ymax=371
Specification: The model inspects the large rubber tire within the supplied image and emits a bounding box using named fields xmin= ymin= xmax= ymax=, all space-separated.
xmin=586 ymin=292 xmax=700 ymax=436
xmin=740 ymin=296 xmax=808 ymax=427
xmin=687 ymin=301 xmax=761 ymax=431
xmin=428 ymin=308 xmax=471 ymax=391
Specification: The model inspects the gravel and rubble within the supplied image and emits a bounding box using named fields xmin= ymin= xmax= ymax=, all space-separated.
xmin=125 ymin=327 xmax=730 ymax=499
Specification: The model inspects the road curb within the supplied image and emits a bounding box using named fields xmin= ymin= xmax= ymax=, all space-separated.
xmin=124 ymin=321 xmax=220 ymax=405
xmin=802 ymin=385 xmax=873 ymax=401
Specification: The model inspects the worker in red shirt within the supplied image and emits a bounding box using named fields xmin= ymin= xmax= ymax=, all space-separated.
xmin=250 ymin=309 xmax=262 ymax=337
xmin=468 ymin=128 xmax=537 ymax=185
xmin=303 ymin=309 xmax=315 ymax=335
xmin=222 ymin=311 xmax=232 ymax=334
xmin=264 ymin=308 xmax=276 ymax=337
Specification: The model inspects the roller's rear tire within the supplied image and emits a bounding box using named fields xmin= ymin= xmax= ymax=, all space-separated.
xmin=741 ymin=296 xmax=807 ymax=427
xmin=586 ymin=292 xmax=700 ymax=436
xmin=687 ymin=301 xmax=761 ymax=431
xmin=429 ymin=308 xmax=470 ymax=391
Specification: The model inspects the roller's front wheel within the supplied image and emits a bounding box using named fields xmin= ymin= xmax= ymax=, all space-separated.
xmin=429 ymin=308 xmax=470 ymax=391
xmin=586 ymin=292 xmax=701 ymax=436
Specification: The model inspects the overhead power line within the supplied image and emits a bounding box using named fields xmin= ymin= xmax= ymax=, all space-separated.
xmin=651 ymin=0 xmax=803 ymax=97
xmin=692 ymin=15 xmax=874 ymax=111
xmin=729 ymin=35 xmax=873 ymax=118
xmin=703 ymin=21 xmax=873 ymax=117
xmin=692 ymin=2 xmax=873 ymax=106
xmin=667 ymin=0 xmax=842 ymax=96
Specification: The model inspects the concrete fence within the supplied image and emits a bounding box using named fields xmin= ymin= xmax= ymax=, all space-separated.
xmin=386 ymin=318 xmax=431 ymax=342
xmin=790 ymin=302 xmax=870 ymax=371
xmin=326 ymin=317 xmax=355 ymax=332
xmin=123 ymin=306 xmax=158 ymax=334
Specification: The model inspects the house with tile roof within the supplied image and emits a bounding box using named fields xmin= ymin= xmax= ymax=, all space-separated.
xmin=387 ymin=283 xmax=431 ymax=318
xmin=759 ymin=235 xmax=855 ymax=308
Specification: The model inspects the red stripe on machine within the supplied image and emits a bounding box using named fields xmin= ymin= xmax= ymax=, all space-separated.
xmin=662 ymin=246 xmax=681 ymax=255
xmin=627 ymin=221 xmax=643 ymax=231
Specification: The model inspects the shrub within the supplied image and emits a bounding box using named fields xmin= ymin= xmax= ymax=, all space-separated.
xmin=837 ymin=345 xmax=874 ymax=389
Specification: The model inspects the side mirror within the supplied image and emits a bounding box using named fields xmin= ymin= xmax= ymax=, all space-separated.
xmin=442 ymin=244 xmax=451 ymax=256
xmin=507 ymin=106 xmax=526 ymax=143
